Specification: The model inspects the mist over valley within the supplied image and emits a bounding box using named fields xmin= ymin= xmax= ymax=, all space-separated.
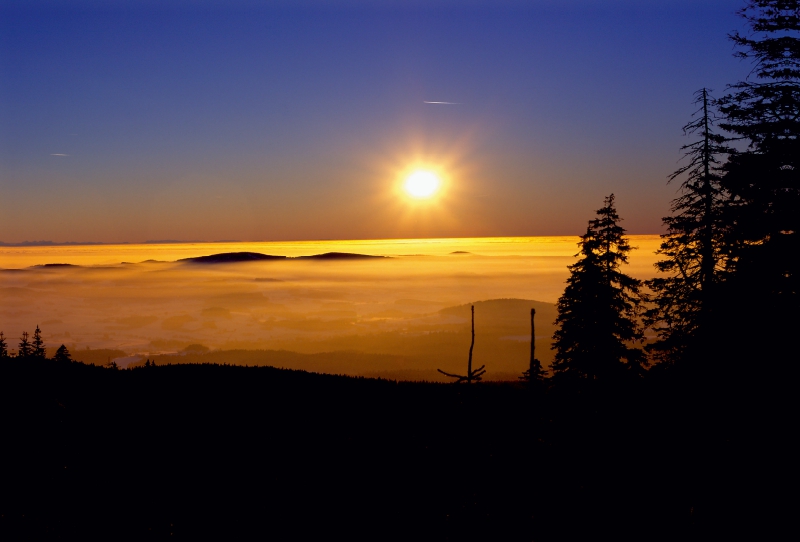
xmin=1 ymin=236 xmax=660 ymax=380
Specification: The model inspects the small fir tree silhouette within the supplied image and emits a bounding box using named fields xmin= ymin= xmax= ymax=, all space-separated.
xmin=0 ymin=332 xmax=8 ymax=358
xmin=32 ymin=325 xmax=46 ymax=359
xmin=18 ymin=331 xmax=33 ymax=358
xmin=438 ymin=305 xmax=486 ymax=383
xmin=54 ymin=344 xmax=72 ymax=363
xmin=520 ymin=308 xmax=546 ymax=382
xmin=645 ymin=89 xmax=732 ymax=364
xmin=552 ymin=195 xmax=645 ymax=379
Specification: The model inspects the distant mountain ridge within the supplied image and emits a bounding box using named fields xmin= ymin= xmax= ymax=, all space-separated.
xmin=180 ymin=251 xmax=389 ymax=263
xmin=179 ymin=252 xmax=288 ymax=263
xmin=0 ymin=240 xmax=108 ymax=247
xmin=296 ymin=252 xmax=388 ymax=260
xmin=6 ymin=251 xmax=392 ymax=268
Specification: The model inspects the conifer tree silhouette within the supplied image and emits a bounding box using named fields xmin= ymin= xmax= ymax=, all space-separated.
xmin=645 ymin=89 xmax=732 ymax=364
xmin=438 ymin=305 xmax=486 ymax=383
xmin=0 ymin=332 xmax=7 ymax=358
xmin=552 ymin=195 xmax=645 ymax=379
xmin=32 ymin=325 xmax=46 ymax=359
xmin=717 ymin=0 xmax=800 ymax=298
xmin=54 ymin=344 xmax=72 ymax=363
xmin=18 ymin=331 xmax=32 ymax=359
xmin=714 ymin=0 xmax=800 ymax=364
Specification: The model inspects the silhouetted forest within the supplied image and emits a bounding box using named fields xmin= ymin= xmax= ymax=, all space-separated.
xmin=0 ymin=352 xmax=792 ymax=540
xmin=1 ymin=1 xmax=797 ymax=539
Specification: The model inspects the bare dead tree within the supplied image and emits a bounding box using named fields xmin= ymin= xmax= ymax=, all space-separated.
xmin=520 ymin=308 xmax=546 ymax=383
xmin=438 ymin=305 xmax=486 ymax=383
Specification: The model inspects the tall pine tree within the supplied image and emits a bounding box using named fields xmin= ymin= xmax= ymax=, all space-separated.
xmin=716 ymin=0 xmax=800 ymax=364
xmin=32 ymin=325 xmax=46 ymax=359
xmin=18 ymin=332 xmax=32 ymax=358
xmin=718 ymin=1 xmax=799 ymax=290
xmin=645 ymin=89 xmax=732 ymax=364
xmin=0 ymin=332 xmax=7 ymax=358
xmin=552 ymin=195 xmax=645 ymax=379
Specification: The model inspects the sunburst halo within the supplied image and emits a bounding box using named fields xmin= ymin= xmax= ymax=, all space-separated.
xmin=404 ymin=170 xmax=441 ymax=199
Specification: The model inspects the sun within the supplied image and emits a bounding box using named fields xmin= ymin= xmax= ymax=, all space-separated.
xmin=404 ymin=170 xmax=441 ymax=199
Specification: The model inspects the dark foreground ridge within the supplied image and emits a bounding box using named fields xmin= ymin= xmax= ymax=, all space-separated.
xmin=180 ymin=251 xmax=389 ymax=263
xmin=0 ymin=357 xmax=789 ymax=540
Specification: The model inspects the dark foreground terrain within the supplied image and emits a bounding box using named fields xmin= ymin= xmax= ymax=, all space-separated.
xmin=0 ymin=358 xmax=791 ymax=540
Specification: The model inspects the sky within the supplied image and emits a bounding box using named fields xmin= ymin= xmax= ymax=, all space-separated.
xmin=0 ymin=0 xmax=747 ymax=243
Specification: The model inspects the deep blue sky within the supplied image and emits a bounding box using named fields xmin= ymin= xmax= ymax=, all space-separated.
xmin=1 ymin=0 xmax=747 ymax=243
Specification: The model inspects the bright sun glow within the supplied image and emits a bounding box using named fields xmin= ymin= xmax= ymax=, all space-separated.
xmin=404 ymin=170 xmax=441 ymax=199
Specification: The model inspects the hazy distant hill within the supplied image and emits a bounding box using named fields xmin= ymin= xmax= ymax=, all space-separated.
xmin=179 ymin=252 xmax=287 ymax=263
xmin=295 ymin=252 xmax=389 ymax=260
xmin=439 ymin=298 xmax=557 ymax=335
xmin=290 ymin=298 xmax=557 ymax=379
xmin=179 ymin=251 xmax=388 ymax=263
xmin=71 ymin=348 xmax=128 ymax=366
xmin=131 ymin=298 xmax=557 ymax=381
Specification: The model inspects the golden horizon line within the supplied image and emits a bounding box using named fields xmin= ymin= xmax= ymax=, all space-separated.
xmin=0 ymin=233 xmax=664 ymax=248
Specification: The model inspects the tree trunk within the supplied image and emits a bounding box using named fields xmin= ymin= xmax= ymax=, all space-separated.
xmin=467 ymin=305 xmax=475 ymax=383
xmin=529 ymin=308 xmax=536 ymax=385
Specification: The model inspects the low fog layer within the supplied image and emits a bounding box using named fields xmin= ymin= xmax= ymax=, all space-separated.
xmin=0 ymin=237 xmax=661 ymax=380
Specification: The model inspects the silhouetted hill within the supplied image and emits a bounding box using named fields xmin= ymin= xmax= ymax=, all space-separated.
xmin=179 ymin=252 xmax=288 ymax=263
xmin=295 ymin=252 xmax=389 ymax=260
xmin=439 ymin=298 xmax=557 ymax=331
xmin=129 ymin=349 xmax=434 ymax=380
xmin=178 ymin=251 xmax=387 ymax=263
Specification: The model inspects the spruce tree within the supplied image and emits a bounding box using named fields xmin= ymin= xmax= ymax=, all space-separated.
xmin=717 ymin=0 xmax=800 ymax=296
xmin=54 ymin=344 xmax=72 ymax=363
xmin=552 ymin=195 xmax=645 ymax=379
xmin=18 ymin=332 xmax=32 ymax=358
xmin=32 ymin=325 xmax=46 ymax=359
xmin=0 ymin=332 xmax=7 ymax=358
xmin=715 ymin=0 xmax=800 ymax=364
xmin=645 ymin=89 xmax=732 ymax=364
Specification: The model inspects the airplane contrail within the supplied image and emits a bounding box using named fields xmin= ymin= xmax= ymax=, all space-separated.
xmin=50 ymin=153 xmax=69 ymax=157
xmin=424 ymin=101 xmax=461 ymax=105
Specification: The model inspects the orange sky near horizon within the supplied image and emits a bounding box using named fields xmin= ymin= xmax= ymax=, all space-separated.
xmin=0 ymin=236 xmax=662 ymax=271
